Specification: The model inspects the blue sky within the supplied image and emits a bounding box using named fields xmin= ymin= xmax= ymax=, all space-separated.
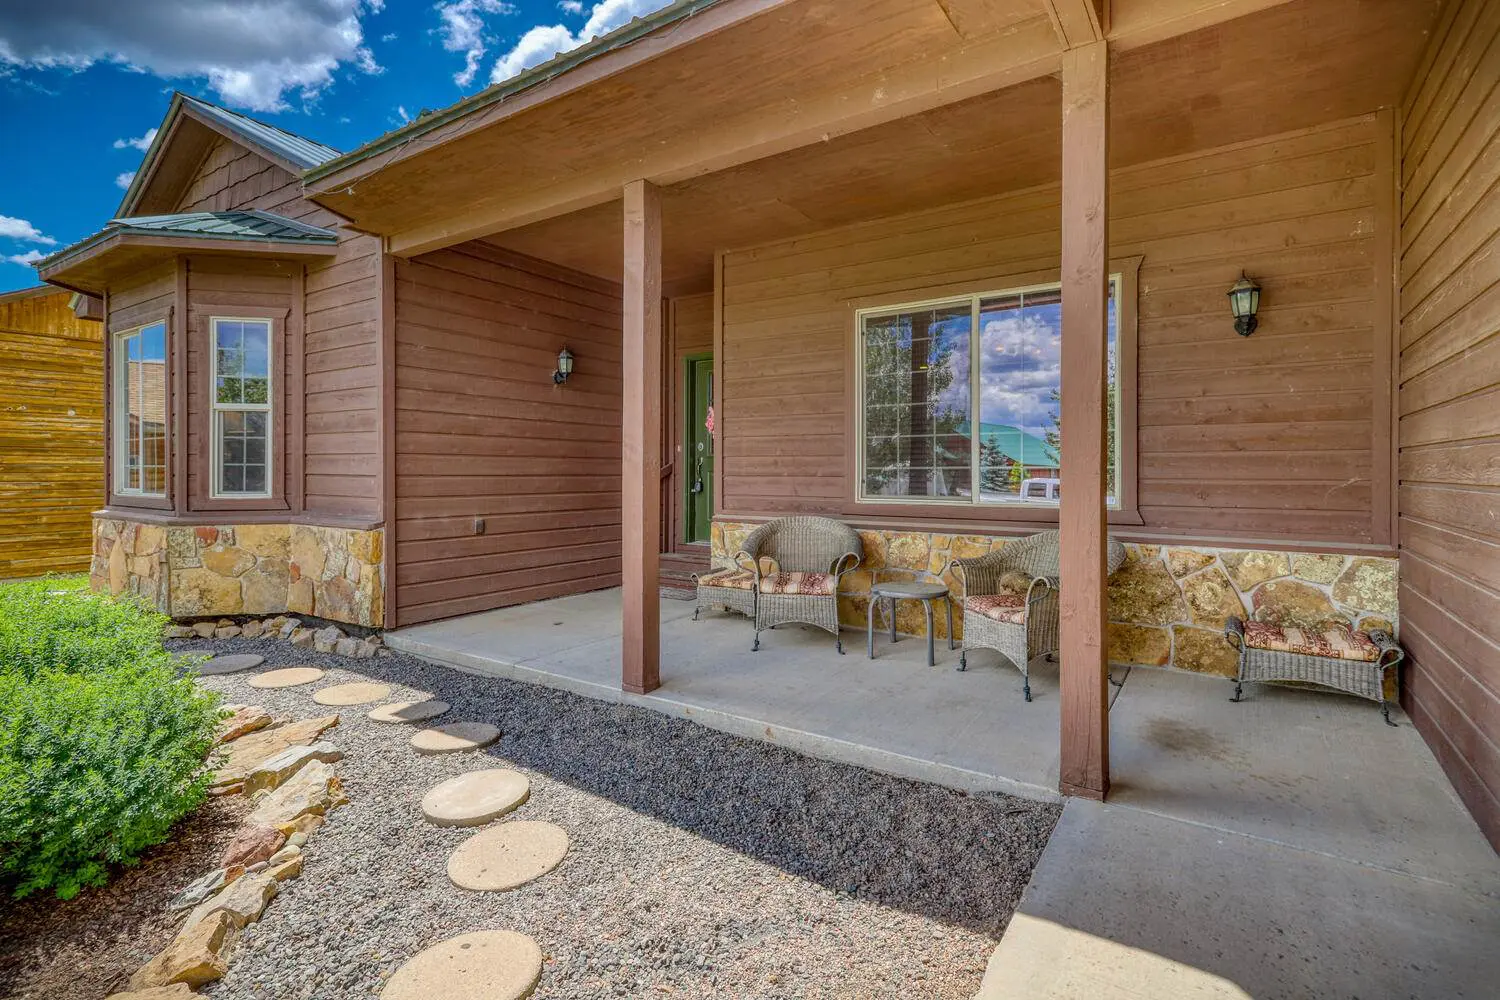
xmin=0 ymin=0 xmax=673 ymax=293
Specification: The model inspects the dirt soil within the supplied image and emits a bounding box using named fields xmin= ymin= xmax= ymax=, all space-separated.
xmin=0 ymin=794 xmax=250 ymax=1000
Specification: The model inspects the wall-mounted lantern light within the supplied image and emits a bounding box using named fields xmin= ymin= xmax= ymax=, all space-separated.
xmin=553 ymin=347 xmax=574 ymax=384
xmin=1228 ymin=273 xmax=1261 ymax=337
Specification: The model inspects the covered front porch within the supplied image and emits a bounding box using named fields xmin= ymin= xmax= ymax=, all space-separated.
xmin=386 ymin=590 xmax=1497 ymax=887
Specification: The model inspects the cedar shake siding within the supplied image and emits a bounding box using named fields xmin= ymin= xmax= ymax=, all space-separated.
xmin=719 ymin=115 xmax=1392 ymax=546
xmin=175 ymin=137 xmax=382 ymax=520
xmin=392 ymin=242 xmax=624 ymax=626
xmin=1398 ymin=0 xmax=1500 ymax=850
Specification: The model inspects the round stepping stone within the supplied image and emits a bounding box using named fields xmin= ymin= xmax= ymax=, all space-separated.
xmin=248 ymin=666 xmax=325 ymax=689
xmin=191 ymin=653 xmax=265 ymax=676
xmin=422 ymin=769 xmax=530 ymax=827
xmin=369 ymin=700 xmax=451 ymax=725
xmin=312 ymin=681 xmax=393 ymax=706
xmin=410 ymin=722 xmax=501 ymax=755
xmin=382 ymin=930 xmax=542 ymax=1000
xmin=447 ymin=821 xmax=569 ymax=891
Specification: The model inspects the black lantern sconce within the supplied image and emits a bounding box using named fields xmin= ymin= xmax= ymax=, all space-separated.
xmin=553 ymin=347 xmax=574 ymax=384
xmin=1228 ymin=273 xmax=1261 ymax=337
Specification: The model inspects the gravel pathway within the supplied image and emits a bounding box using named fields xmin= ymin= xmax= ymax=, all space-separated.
xmin=182 ymin=637 xmax=1059 ymax=1000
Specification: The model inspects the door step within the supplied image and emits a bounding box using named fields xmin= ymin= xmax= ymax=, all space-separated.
xmin=660 ymin=547 xmax=711 ymax=596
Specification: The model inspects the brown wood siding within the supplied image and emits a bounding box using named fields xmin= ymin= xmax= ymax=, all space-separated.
xmin=1398 ymin=0 xmax=1500 ymax=850
xmin=0 ymin=291 xmax=103 ymax=577
xmin=719 ymin=116 xmax=1389 ymax=546
xmin=175 ymin=138 xmax=382 ymax=519
xmin=392 ymin=241 xmax=623 ymax=626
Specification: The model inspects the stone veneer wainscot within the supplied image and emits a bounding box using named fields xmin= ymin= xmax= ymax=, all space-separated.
xmin=91 ymin=516 xmax=384 ymax=627
xmin=710 ymin=520 xmax=1398 ymax=688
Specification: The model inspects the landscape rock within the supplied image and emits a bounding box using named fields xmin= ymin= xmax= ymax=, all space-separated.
xmin=334 ymin=636 xmax=364 ymax=658
xmin=247 ymin=759 xmax=347 ymax=827
xmin=214 ymin=625 xmax=242 ymax=639
xmin=168 ymin=866 xmax=244 ymax=912
xmin=214 ymin=705 xmax=272 ymax=745
xmin=127 ymin=910 xmax=236 ymax=990
xmin=289 ymin=627 xmax=316 ymax=648
xmin=192 ymin=621 xmax=217 ymax=638
xmin=220 ymin=825 xmax=285 ymax=868
xmin=163 ymin=625 xmax=197 ymax=639
xmin=182 ymin=872 xmax=278 ymax=931
xmin=278 ymin=618 xmax=302 ymax=638
xmin=209 ymin=715 xmax=340 ymax=788
xmin=243 ymin=741 xmax=345 ymax=794
xmin=105 ymin=984 xmax=197 ymax=999
xmin=240 ymin=620 xmax=264 ymax=639
xmin=267 ymin=844 xmax=301 ymax=867
xmin=267 ymin=852 xmax=305 ymax=882
xmin=280 ymin=815 xmax=323 ymax=843
xmin=313 ymin=625 xmax=344 ymax=653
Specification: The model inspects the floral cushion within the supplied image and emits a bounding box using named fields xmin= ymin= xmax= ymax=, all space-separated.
xmin=966 ymin=592 xmax=1028 ymax=625
xmin=697 ymin=569 xmax=754 ymax=591
xmin=1242 ymin=621 xmax=1381 ymax=663
xmin=758 ymin=571 xmax=835 ymax=596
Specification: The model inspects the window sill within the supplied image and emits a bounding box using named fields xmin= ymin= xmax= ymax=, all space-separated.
xmin=841 ymin=499 xmax=1144 ymax=528
xmin=108 ymin=492 xmax=173 ymax=511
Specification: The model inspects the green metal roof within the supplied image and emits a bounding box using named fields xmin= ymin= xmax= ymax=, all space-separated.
xmin=179 ymin=95 xmax=342 ymax=170
xmin=36 ymin=210 xmax=337 ymax=272
xmin=303 ymin=0 xmax=731 ymax=185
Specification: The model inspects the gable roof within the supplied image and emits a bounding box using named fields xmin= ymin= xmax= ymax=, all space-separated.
xmin=117 ymin=92 xmax=341 ymax=216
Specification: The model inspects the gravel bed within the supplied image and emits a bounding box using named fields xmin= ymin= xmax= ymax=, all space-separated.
xmin=183 ymin=636 xmax=1059 ymax=1000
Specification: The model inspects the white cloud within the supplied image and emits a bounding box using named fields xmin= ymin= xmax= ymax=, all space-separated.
xmin=396 ymin=104 xmax=410 ymax=123
xmin=0 ymin=1 xmax=384 ymax=112
xmin=381 ymin=32 xmax=398 ymax=42
xmin=5 ymin=249 xmax=48 ymax=266
xmin=113 ymin=127 xmax=158 ymax=151
xmin=490 ymin=0 xmax=669 ymax=83
xmin=115 ymin=171 xmax=137 ymax=189
xmin=0 ymin=215 xmax=56 ymax=245
xmin=435 ymin=0 xmax=515 ymax=88
xmin=558 ymin=1 xmax=584 ymax=13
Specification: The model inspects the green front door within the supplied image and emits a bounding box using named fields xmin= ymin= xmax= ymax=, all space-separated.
xmin=684 ymin=355 xmax=714 ymax=544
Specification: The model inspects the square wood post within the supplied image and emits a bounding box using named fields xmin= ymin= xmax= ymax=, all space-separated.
xmin=1058 ymin=39 xmax=1111 ymax=800
xmin=622 ymin=179 xmax=663 ymax=694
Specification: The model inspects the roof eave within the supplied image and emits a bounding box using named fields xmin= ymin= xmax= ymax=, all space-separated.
xmin=303 ymin=0 xmax=738 ymax=189
xmin=36 ymin=228 xmax=338 ymax=293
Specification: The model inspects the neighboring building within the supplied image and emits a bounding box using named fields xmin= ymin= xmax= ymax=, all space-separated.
xmin=0 ymin=286 xmax=104 ymax=578
xmin=36 ymin=0 xmax=1499 ymax=848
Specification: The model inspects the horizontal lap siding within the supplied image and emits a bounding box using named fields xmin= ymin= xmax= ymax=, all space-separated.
xmin=0 ymin=292 xmax=103 ymax=577
xmin=720 ymin=117 xmax=1385 ymax=542
xmin=393 ymin=243 xmax=623 ymax=626
xmin=177 ymin=139 xmax=381 ymax=519
xmin=1398 ymin=0 xmax=1500 ymax=850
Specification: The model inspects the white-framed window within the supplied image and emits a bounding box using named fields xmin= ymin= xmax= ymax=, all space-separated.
xmin=210 ymin=316 xmax=273 ymax=498
xmin=855 ymin=277 xmax=1121 ymax=508
xmin=112 ymin=321 xmax=168 ymax=496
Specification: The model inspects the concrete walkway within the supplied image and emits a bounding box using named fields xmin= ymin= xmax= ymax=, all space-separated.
xmin=389 ymin=589 xmax=1500 ymax=998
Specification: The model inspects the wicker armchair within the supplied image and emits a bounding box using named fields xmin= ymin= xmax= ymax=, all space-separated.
xmin=738 ymin=516 xmax=861 ymax=654
xmin=1225 ymin=616 xmax=1405 ymax=726
xmin=951 ymin=530 xmax=1127 ymax=701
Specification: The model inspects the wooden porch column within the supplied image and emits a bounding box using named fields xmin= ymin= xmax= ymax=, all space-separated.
xmin=1058 ymin=39 xmax=1111 ymax=799
xmin=622 ymin=179 xmax=662 ymax=694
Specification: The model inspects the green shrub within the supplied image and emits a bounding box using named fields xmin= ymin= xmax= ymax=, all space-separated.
xmin=0 ymin=578 xmax=221 ymax=899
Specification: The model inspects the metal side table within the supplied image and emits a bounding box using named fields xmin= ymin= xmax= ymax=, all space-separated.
xmin=867 ymin=581 xmax=956 ymax=666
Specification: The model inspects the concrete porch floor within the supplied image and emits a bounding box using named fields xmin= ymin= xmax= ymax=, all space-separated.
xmin=388 ymin=588 xmax=1500 ymax=998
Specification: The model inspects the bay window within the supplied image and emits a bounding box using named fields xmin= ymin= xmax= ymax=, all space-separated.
xmin=113 ymin=322 xmax=168 ymax=497
xmin=210 ymin=317 xmax=273 ymax=498
xmin=857 ymin=276 xmax=1123 ymax=509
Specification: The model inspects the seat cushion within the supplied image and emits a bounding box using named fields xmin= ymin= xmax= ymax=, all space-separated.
xmin=966 ymin=592 xmax=1027 ymax=625
xmin=697 ymin=569 xmax=754 ymax=591
xmin=758 ymin=571 xmax=835 ymax=596
xmin=1242 ymin=621 xmax=1381 ymax=663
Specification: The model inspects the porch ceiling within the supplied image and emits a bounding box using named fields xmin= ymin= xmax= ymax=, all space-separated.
xmin=486 ymin=0 xmax=1437 ymax=291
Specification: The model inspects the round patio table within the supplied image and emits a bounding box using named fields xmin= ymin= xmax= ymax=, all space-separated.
xmin=867 ymin=581 xmax=956 ymax=666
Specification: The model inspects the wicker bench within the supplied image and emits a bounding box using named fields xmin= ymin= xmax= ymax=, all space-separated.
xmin=1224 ymin=616 xmax=1404 ymax=726
xmin=692 ymin=567 xmax=757 ymax=620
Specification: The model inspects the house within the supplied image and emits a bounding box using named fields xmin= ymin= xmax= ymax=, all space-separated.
xmin=35 ymin=0 xmax=1498 ymax=849
xmin=0 ymin=285 xmax=103 ymax=578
